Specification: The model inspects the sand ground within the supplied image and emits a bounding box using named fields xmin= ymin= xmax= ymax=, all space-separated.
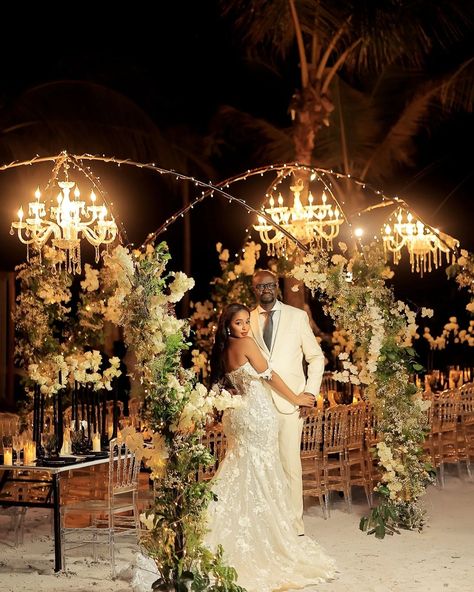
xmin=0 ymin=466 xmax=472 ymax=592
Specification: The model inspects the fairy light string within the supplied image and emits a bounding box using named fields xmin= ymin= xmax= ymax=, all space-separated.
xmin=3 ymin=154 xmax=460 ymax=263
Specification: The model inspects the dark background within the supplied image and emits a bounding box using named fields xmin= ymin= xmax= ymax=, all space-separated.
xmin=0 ymin=3 xmax=472 ymax=356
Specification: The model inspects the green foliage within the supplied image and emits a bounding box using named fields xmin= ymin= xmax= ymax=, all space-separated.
xmin=113 ymin=242 xmax=245 ymax=590
xmin=294 ymin=243 xmax=434 ymax=538
xmin=359 ymin=501 xmax=400 ymax=539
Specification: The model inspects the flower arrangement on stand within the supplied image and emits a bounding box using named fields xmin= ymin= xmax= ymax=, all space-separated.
xmin=13 ymin=246 xmax=123 ymax=451
xmin=101 ymin=242 xmax=245 ymax=591
xmin=293 ymin=243 xmax=434 ymax=538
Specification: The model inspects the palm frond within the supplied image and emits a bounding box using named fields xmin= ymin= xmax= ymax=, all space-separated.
xmin=207 ymin=105 xmax=294 ymax=173
xmin=312 ymin=76 xmax=380 ymax=173
xmin=438 ymin=58 xmax=474 ymax=112
xmin=0 ymin=80 xmax=173 ymax=165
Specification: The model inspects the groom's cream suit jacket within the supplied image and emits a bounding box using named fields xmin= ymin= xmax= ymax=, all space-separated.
xmin=250 ymin=301 xmax=325 ymax=413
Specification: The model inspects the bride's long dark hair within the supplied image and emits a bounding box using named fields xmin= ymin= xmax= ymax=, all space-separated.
xmin=210 ymin=303 xmax=250 ymax=386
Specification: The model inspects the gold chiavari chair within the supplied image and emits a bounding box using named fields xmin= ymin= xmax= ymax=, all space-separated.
xmin=428 ymin=390 xmax=461 ymax=487
xmin=345 ymin=403 xmax=371 ymax=508
xmin=322 ymin=405 xmax=350 ymax=514
xmin=364 ymin=402 xmax=382 ymax=500
xmin=458 ymin=383 xmax=474 ymax=479
xmin=301 ymin=409 xmax=327 ymax=518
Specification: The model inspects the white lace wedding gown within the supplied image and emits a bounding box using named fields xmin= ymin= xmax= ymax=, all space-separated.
xmin=204 ymin=361 xmax=336 ymax=592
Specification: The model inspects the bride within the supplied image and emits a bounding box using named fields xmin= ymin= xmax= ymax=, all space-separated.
xmin=206 ymin=303 xmax=336 ymax=592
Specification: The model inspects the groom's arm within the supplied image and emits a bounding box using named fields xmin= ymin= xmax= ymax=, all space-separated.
xmin=299 ymin=311 xmax=325 ymax=396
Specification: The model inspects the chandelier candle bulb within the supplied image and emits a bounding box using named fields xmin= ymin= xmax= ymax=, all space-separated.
xmin=11 ymin=176 xmax=118 ymax=274
xmin=254 ymin=177 xmax=344 ymax=256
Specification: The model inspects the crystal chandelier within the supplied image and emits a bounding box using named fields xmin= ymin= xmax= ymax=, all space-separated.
xmin=382 ymin=206 xmax=458 ymax=275
xmin=253 ymin=178 xmax=344 ymax=256
xmin=11 ymin=179 xmax=118 ymax=273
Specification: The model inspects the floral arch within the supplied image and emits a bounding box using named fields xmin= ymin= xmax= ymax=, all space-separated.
xmin=7 ymin=154 xmax=472 ymax=589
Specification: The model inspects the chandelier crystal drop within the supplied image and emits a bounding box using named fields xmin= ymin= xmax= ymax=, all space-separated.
xmin=253 ymin=178 xmax=344 ymax=257
xmin=382 ymin=206 xmax=458 ymax=276
xmin=11 ymin=179 xmax=118 ymax=273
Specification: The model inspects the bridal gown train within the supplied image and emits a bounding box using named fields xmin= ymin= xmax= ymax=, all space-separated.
xmin=204 ymin=362 xmax=336 ymax=592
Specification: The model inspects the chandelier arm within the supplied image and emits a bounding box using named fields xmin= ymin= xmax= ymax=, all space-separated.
xmin=80 ymin=225 xmax=117 ymax=246
xmin=15 ymin=223 xmax=57 ymax=247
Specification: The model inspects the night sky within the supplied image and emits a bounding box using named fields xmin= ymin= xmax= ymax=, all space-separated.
xmin=0 ymin=3 xmax=472 ymax=340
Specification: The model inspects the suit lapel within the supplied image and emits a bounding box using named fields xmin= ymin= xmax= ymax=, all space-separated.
xmin=250 ymin=308 xmax=269 ymax=354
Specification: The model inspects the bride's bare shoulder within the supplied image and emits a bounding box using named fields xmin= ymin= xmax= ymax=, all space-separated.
xmin=229 ymin=336 xmax=256 ymax=350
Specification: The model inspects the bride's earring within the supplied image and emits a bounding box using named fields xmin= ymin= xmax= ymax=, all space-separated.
xmin=227 ymin=328 xmax=231 ymax=336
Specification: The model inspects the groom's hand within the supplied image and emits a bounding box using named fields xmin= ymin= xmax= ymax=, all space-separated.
xmin=297 ymin=392 xmax=315 ymax=411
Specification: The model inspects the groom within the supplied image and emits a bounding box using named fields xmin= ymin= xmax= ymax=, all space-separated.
xmin=250 ymin=269 xmax=325 ymax=535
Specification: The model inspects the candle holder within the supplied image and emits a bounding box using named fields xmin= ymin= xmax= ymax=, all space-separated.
xmin=41 ymin=432 xmax=58 ymax=459
xmin=71 ymin=429 xmax=90 ymax=455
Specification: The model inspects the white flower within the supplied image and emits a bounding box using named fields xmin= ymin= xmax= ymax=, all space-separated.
xmin=81 ymin=264 xmax=100 ymax=292
xmin=331 ymin=254 xmax=347 ymax=265
xmin=139 ymin=512 xmax=155 ymax=531
xmin=168 ymin=272 xmax=195 ymax=303
xmin=421 ymin=307 xmax=434 ymax=318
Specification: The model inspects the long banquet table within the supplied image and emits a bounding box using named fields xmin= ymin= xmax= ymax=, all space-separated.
xmin=0 ymin=455 xmax=111 ymax=572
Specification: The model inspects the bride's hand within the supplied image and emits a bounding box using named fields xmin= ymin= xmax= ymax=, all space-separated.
xmin=297 ymin=392 xmax=315 ymax=407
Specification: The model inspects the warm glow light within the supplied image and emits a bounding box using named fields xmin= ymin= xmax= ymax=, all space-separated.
xmin=382 ymin=206 xmax=458 ymax=276
xmin=354 ymin=227 xmax=363 ymax=237
xmin=253 ymin=177 xmax=344 ymax=256
xmin=11 ymin=173 xmax=118 ymax=274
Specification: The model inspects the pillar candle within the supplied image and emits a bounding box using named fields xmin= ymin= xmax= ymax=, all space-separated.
xmin=3 ymin=449 xmax=13 ymax=465
xmin=92 ymin=432 xmax=101 ymax=452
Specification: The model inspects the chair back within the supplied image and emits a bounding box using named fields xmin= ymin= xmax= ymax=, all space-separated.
xmin=432 ymin=390 xmax=459 ymax=433
xmin=109 ymin=438 xmax=140 ymax=497
xmin=301 ymin=409 xmax=323 ymax=458
xmin=345 ymin=404 xmax=366 ymax=450
xmin=460 ymin=388 xmax=474 ymax=427
xmin=323 ymin=405 xmax=347 ymax=453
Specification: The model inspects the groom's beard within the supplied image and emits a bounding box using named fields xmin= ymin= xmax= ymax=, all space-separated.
xmin=259 ymin=293 xmax=275 ymax=306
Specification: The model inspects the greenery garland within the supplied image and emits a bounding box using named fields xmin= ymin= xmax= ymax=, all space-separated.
xmin=100 ymin=242 xmax=244 ymax=591
xmin=292 ymin=243 xmax=435 ymax=537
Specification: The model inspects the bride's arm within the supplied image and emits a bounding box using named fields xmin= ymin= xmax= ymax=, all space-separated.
xmin=242 ymin=337 xmax=314 ymax=408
